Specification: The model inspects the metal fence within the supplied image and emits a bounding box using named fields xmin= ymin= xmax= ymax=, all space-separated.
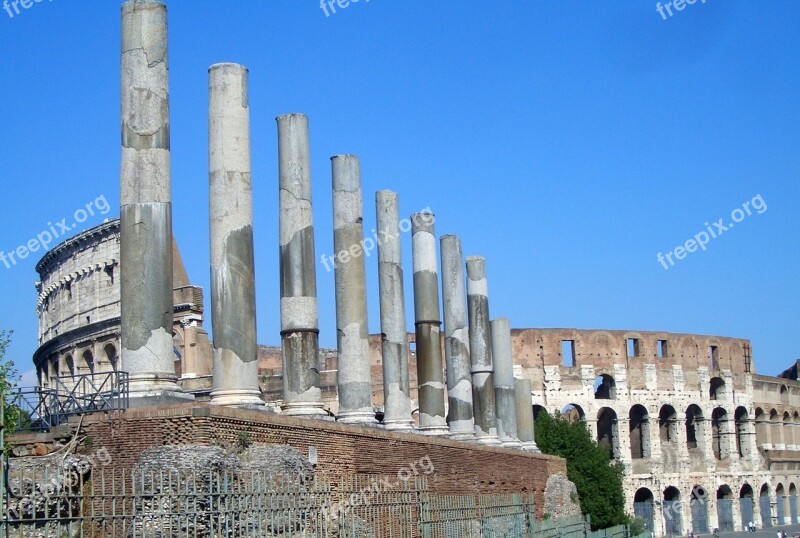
xmin=0 ymin=465 xmax=632 ymax=537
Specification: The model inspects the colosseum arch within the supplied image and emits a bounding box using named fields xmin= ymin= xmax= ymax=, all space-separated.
xmin=770 ymin=409 xmax=782 ymax=448
xmin=104 ymin=343 xmax=118 ymax=371
xmin=776 ymin=483 xmax=787 ymax=525
xmin=633 ymin=488 xmax=655 ymax=533
xmin=663 ymin=486 xmax=683 ymax=536
xmin=629 ymin=404 xmax=650 ymax=459
xmin=597 ymin=407 xmax=619 ymax=459
xmin=63 ymin=354 xmax=75 ymax=377
xmin=740 ymin=484 xmax=755 ymax=531
xmin=690 ymin=485 xmax=710 ymax=534
xmin=783 ymin=412 xmax=794 ymax=448
xmin=560 ymin=404 xmax=585 ymax=423
xmin=717 ymin=485 xmax=735 ymax=532
xmin=755 ymin=407 xmax=769 ymax=448
xmin=82 ymin=349 xmax=95 ymax=374
xmin=594 ymin=374 xmax=616 ymax=399
xmin=734 ymin=406 xmax=749 ymax=457
xmin=659 ymin=405 xmax=680 ymax=443
xmin=759 ymin=483 xmax=772 ymax=528
xmin=789 ymin=484 xmax=798 ymax=524
xmin=781 ymin=385 xmax=789 ymax=404
xmin=711 ymin=407 xmax=731 ymax=460
xmin=710 ymin=377 xmax=726 ymax=400
xmin=686 ymin=404 xmax=705 ymax=453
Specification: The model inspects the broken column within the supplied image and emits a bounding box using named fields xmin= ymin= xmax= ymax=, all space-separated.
xmin=491 ymin=318 xmax=521 ymax=447
xmin=208 ymin=63 xmax=263 ymax=408
xmin=331 ymin=155 xmax=376 ymax=424
xmin=466 ymin=257 xmax=500 ymax=444
xmin=411 ymin=213 xmax=449 ymax=435
xmin=277 ymin=114 xmax=326 ymax=418
xmin=440 ymin=235 xmax=475 ymax=440
xmin=120 ymin=0 xmax=184 ymax=398
xmin=514 ymin=377 xmax=540 ymax=452
xmin=375 ymin=191 xmax=414 ymax=431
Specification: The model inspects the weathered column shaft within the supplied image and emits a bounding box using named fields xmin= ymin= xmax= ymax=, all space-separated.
xmin=376 ymin=191 xmax=414 ymax=430
xmin=411 ymin=214 xmax=448 ymax=435
xmin=208 ymin=63 xmax=262 ymax=407
xmin=440 ymin=235 xmax=475 ymax=439
xmin=277 ymin=114 xmax=325 ymax=418
xmin=491 ymin=318 xmax=520 ymax=447
xmin=466 ymin=256 xmax=499 ymax=443
xmin=331 ymin=155 xmax=375 ymax=424
xmin=514 ymin=377 xmax=540 ymax=452
xmin=120 ymin=0 xmax=181 ymax=396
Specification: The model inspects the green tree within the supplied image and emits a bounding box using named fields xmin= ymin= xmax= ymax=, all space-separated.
xmin=535 ymin=411 xmax=627 ymax=530
xmin=0 ymin=330 xmax=29 ymax=446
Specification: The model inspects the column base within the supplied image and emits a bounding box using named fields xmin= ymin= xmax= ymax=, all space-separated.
xmin=128 ymin=373 xmax=184 ymax=397
xmin=128 ymin=390 xmax=195 ymax=408
xmin=520 ymin=442 xmax=541 ymax=452
xmin=210 ymin=389 xmax=265 ymax=408
xmin=448 ymin=432 xmax=477 ymax=442
xmin=336 ymin=410 xmax=379 ymax=425
xmin=281 ymin=402 xmax=333 ymax=421
xmin=416 ymin=425 xmax=451 ymax=436
xmin=500 ymin=438 xmax=523 ymax=449
xmin=474 ymin=435 xmax=502 ymax=446
xmin=382 ymin=419 xmax=415 ymax=431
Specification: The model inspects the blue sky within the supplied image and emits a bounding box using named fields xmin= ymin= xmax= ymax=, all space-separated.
xmin=1 ymin=0 xmax=798 ymax=384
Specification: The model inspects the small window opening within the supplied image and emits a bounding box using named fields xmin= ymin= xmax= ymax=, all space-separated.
xmin=561 ymin=340 xmax=576 ymax=367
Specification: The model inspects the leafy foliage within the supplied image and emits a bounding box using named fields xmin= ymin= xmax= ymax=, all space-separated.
xmin=534 ymin=411 xmax=627 ymax=530
xmin=0 ymin=331 xmax=30 ymax=448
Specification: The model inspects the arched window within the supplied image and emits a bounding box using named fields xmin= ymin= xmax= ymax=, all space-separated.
xmin=64 ymin=354 xmax=75 ymax=377
xmin=629 ymin=405 xmax=650 ymax=459
xmin=686 ymin=404 xmax=704 ymax=452
xmin=663 ymin=486 xmax=683 ymax=536
xmin=104 ymin=344 xmax=118 ymax=371
xmin=82 ymin=350 xmax=95 ymax=374
xmin=597 ymin=407 xmax=619 ymax=459
xmin=735 ymin=407 xmax=749 ymax=457
xmin=691 ymin=485 xmax=710 ymax=534
xmin=717 ymin=485 xmax=735 ymax=532
xmin=740 ymin=484 xmax=755 ymax=532
xmin=770 ymin=409 xmax=783 ymax=448
xmin=783 ymin=412 xmax=794 ymax=448
xmin=560 ymin=404 xmax=585 ymax=424
xmin=710 ymin=377 xmax=725 ymax=400
xmin=634 ymin=488 xmax=655 ymax=533
xmin=659 ymin=405 xmax=679 ymax=443
xmin=760 ymin=484 xmax=772 ymax=528
xmin=711 ymin=407 xmax=731 ymax=460
xmin=594 ymin=374 xmax=616 ymax=399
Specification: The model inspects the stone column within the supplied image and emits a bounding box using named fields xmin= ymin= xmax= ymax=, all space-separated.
xmin=466 ymin=256 xmax=500 ymax=444
xmin=491 ymin=318 xmax=520 ymax=447
xmin=331 ymin=155 xmax=376 ymax=424
xmin=440 ymin=235 xmax=475 ymax=440
xmin=514 ymin=377 xmax=539 ymax=452
xmin=411 ymin=213 xmax=449 ymax=435
xmin=277 ymin=114 xmax=326 ymax=418
xmin=208 ymin=63 xmax=262 ymax=408
xmin=120 ymin=0 xmax=184 ymax=398
xmin=375 ymin=191 xmax=414 ymax=431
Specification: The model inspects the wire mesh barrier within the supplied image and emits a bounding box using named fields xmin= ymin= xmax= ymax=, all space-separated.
xmin=0 ymin=465 xmax=631 ymax=537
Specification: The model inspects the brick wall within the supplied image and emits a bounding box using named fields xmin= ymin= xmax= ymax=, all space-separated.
xmin=78 ymin=403 xmax=565 ymax=514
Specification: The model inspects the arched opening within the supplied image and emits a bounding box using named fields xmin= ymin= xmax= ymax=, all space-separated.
xmin=48 ymin=360 xmax=57 ymax=386
xmin=594 ymin=374 xmax=616 ymax=400
xmin=770 ymin=409 xmax=783 ymax=448
xmin=597 ymin=407 xmax=619 ymax=459
xmin=686 ymin=404 xmax=704 ymax=453
xmin=629 ymin=404 xmax=650 ymax=459
xmin=735 ymin=407 xmax=749 ymax=457
xmin=711 ymin=407 xmax=731 ymax=460
xmin=64 ymin=354 xmax=75 ymax=377
xmin=717 ymin=485 xmax=735 ymax=532
xmin=760 ymin=483 xmax=772 ymax=528
xmin=532 ymin=405 xmax=548 ymax=421
xmin=633 ymin=488 xmax=655 ymax=534
xmin=740 ymin=484 xmax=755 ymax=531
xmin=663 ymin=486 xmax=683 ymax=536
xmin=755 ymin=407 xmax=769 ymax=448
xmin=82 ymin=350 xmax=95 ymax=374
xmin=781 ymin=385 xmax=789 ymax=404
xmin=104 ymin=344 xmax=118 ymax=371
xmin=776 ymin=484 xmax=787 ymax=525
xmin=710 ymin=377 xmax=726 ymax=400
xmin=783 ymin=412 xmax=794 ymax=448
xmin=560 ymin=404 xmax=585 ymax=424
xmin=660 ymin=405 xmax=679 ymax=442
xmin=690 ymin=485 xmax=709 ymax=534
xmin=789 ymin=484 xmax=798 ymax=524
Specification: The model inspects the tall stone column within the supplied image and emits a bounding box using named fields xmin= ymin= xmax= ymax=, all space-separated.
xmin=491 ymin=318 xmax=521 ymax=447
xmin=514 ymin=377 xmax=540 ymax=452
xmin=208 ymin=63 xmax=262 ymax=408
xmin=277 ymin=114 xmax=326 ymax=418
xmin=411 ymin=213 xmax=448 ymax=435
xmin=375 ymin=191 xmax=414 ymax=431
xmin=120 ymin=0 xmax=184 ymax=398
xmin=466 ymin=257 xmax=500 ymax=444
xmin=440 ymin=235 xmax=475 ymax=440
xmin=331 ymin=155 xmax=376 ymax=424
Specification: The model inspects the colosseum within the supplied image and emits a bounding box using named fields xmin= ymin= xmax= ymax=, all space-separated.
xmin=30 ymin=218 xmax=800 ymax=537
